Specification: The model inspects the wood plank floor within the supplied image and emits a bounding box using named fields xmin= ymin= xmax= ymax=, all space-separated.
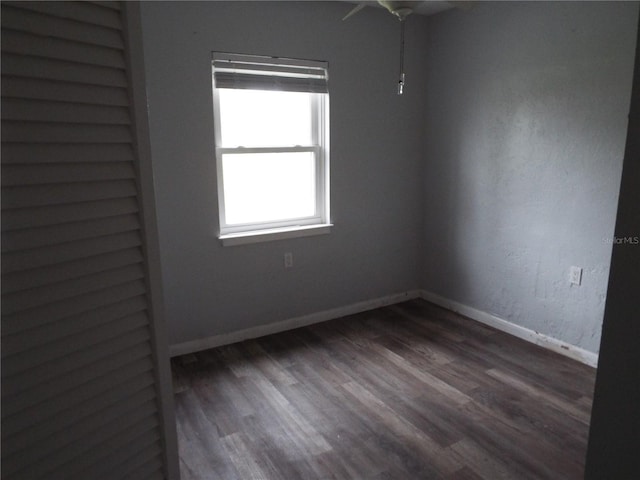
xmin=171 ymin=299 xmax=596 ymax=479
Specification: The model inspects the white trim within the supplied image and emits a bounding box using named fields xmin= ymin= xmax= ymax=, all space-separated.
xmin=169 ymin=287 xmax=599 ymax=368
xmin=220 ymin=223 xmax=332 ymax=246
xmin=218 ymin=146 xmax=317 ymax=155
xmin=169 ymin=290 xmax=422 ymax=357
xmin=419 ymin=290 xmax=599 ymax=368
xmin=319 ymin=89 xmax=330 ymax=225
xmin=213 ymin=88 xmax=330 ymax=237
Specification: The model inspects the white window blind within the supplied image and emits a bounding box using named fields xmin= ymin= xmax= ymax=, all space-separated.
xmin=212 ymin=52 xmax=329 ymax=93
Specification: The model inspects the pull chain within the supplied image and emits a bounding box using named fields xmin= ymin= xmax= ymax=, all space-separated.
xmin=398 ymin=19 xmax=405 ymax=95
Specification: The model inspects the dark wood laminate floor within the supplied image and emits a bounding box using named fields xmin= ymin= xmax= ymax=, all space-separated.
xmin=172 ymin=299 xmax=596 ymax=479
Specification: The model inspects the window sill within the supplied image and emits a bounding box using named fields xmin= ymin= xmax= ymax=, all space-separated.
xmin=219 ymin=224 xmax=332 ymax=246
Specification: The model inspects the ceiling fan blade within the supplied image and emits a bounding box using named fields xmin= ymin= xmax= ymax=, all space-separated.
xmin=342 ymin=3 xmax=367 ymax=20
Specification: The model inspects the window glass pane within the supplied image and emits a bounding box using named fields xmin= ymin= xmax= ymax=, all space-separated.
xmin=222 ymin=152 xmax=316 ymax=225
xmin=218 ymin=89 xmax=312 ymax=147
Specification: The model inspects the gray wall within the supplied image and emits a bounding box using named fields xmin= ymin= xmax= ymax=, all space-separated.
xmin=140 ymin=1 xmax=428 ymax=345
xmin=141 ymin=1 xmax=638 ymax=354
xmin=422 ymin=1 xmax=638 ymax=353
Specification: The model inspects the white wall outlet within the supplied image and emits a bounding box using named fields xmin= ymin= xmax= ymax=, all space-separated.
xmin=569 ymin=266 xmax=582 ymax=286
xmin=284 ymin=252 xmax=293 ymax=268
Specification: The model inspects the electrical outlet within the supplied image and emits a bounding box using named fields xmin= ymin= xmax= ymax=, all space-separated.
xmin=284 ymin=252 xmax=293 ymax=268
xmin=569 ymin=266 xmax=582 ymax=286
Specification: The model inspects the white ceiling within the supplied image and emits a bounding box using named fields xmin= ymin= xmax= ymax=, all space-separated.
xmin=340 ymin=1 xmax=455 ymax=18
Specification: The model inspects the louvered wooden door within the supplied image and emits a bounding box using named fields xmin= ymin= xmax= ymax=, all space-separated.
xmin=1 ymin=2 xmax=178 ymax=478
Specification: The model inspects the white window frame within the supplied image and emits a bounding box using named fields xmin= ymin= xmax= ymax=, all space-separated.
xmin=212 ymin=53 xmax=331 ymax=246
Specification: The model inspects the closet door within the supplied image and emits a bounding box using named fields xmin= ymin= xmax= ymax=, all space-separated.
xmin=1 ymin=2 xmax=178 ymax=478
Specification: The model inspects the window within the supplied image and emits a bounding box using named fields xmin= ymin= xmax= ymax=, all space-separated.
xmin=212 ymin=52 xmax=330 ymax=245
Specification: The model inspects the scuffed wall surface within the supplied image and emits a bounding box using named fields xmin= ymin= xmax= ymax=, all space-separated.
xmin=422 ymin=1 xmax=638 ymax=353
xmin=140 ymin=2 xmax=428 ymax=345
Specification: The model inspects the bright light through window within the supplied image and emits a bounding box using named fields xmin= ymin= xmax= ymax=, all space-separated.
xmin=222 ymin=151 xmax=316 ymax=224
xmin=219 ymin=90 xmax=312 ymax=147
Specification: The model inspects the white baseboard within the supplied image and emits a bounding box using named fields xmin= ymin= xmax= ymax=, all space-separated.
xmin=169 ymin=288 xmax=599 ymax=368
xmin=169 ymin=290 xmax=422 ymax=357
xmin=419 ymin=290 xmax=599 ymax=368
